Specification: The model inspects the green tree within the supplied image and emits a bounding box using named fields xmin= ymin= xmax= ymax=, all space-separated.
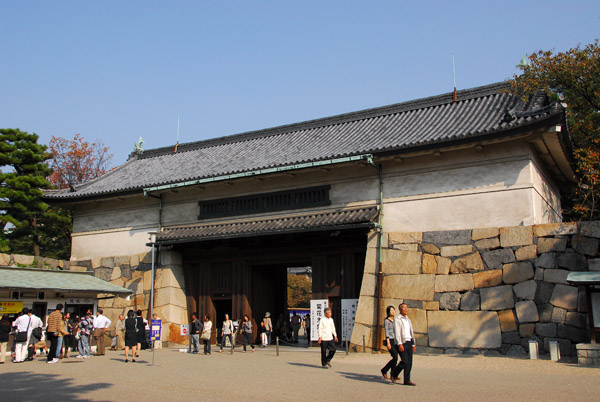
xmin=287 ymin=274 xmax=312 ymax=308
xmin=0 ymin=128 xmax=52 ymax=257
xmin=508 ymin=40 xmax=600 ymax=219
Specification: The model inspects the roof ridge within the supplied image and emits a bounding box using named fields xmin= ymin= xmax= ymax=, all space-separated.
xmin=137 ymin=82 xmax=511 ymax=160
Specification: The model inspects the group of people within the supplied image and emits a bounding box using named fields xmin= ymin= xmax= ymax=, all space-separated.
xmin=189 ymin=313 xmax=257 ymax=354
xmin=0 ymin=305 xmax=115 ymax=364
xmin=380 ymin=303 xmax=416 ymax=386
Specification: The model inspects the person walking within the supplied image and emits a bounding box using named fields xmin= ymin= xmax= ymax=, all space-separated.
xmin=201 ymin=315 xmax=212 ymax=355
xmin=391 ymin=303 xmax=416 ymax=386
xmin=219 ymin=314 xmax=234 ymax=353
xmin=123 ymin=310 xmax=137 ymax=362
xmin=55 ymin=312 xmax=70 ymax=360
xmin=318 ymin=307 xmax=337 ymax=369
xmin=380 ymin=306 xmax=398 ymax=379
xmin=304 ymin=313 xmax=311 ymax=341
xmin=290 ymin=311 xmax=301 ymax=343
xmin=46 ymin=304 xmax=63 ymax=363
xmin=240 ymin=315 xmax=255 ymax=353
xmin=114 ymin=314 xmax=125 ymax=351
xmin=262 ymin=312 xmax=272 ymax=347
xmin=93 ymin=308 xmax=111 ymax=356
xmin=0 ymin=315 xmax=11 ymax=364
xmin=135 ymin=310 xmax=145 ymax=357
xmin=76 ymin=310 xmax=93 ymax=359
xmin=61 ymin=312 xmax=74 ymax=358
xmin=190 ymin=313 xmax=201 ymax=354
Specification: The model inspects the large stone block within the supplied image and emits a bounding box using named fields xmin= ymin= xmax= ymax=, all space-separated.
xmin=114 ymin=255 xmax=130 ymax=266
xmin=502 ymin=261 xmax=534 ymax=284
xmin=473 ymin=269 xmax=502 ymax=288
xmin=382 ymin=274 xmax=435 ymax=301
xmin=515 ymin=300 xmax=539 ymax=323
xmin=580 ymin=221 xmax=600 ymax=237
xmin=557 ymin=253 xmax=587 ymax=271
xmin=155 ymin=266 xmax=186 ymax=289
xmin=422 ymin=301 xmax=440 ymax=311
xmin=551 ymin=307 xmax=567 ymax=324
xmin=382 ymin=249 xmax=422 ymax=274
xmin=364 ymin=247 xmax=376 ymax=274
xmin=441 ymin=245 xmax=473 ymax=257
xmin=472 ymin=227 xmax=499 ymax=241
xmin=391 ymin=244 xmax=419 ymax=251
xmin=423 ymin=230 xmax=471 ymax=245
xmin=407 ymin=308 xmax=427 ymax=333
xmin=13 ymin=254 xmax=34 ymax=266
xmin=435 ymin=256 xmax=451 ymax=275
xmin=501 ymin=331 xmax=520 ymax=345
xmin=513 ymin=280 xmax=537 ymax=300
xmin=474 ymin=238 xmax=500 ymax=250
xmin=460 ymin=291 xmax=480 ymax=311
xmin=126 ymin=277 xmax=143 ymax=295
xmin=534 ymin=253 xmax=557 ymax=269
xmin=543 ymin=269 xmax=569 ymax=284
xmin=388 ymin=232 xmax=422 ymax=245
xmin=515 ymin=245 xmax=537 ymax=261
xmin=588 ymin=258 xmax=600 ymax=272
xmin=360 ymin=273 xmax=376 ymax=296
xmin=100 ymin=257 xmax=115 ymax=268
xmin=428 ymin=311 xmax=501 ymax=348
xmin=572 ymin=235 xmax=599 ymax=256
xmin=519 ymin=323 xmax=535 ymax=337
xmin=535 ymin=322 xmax=557 ymax=337
xmin=422 ymin=254 xmax=437 ymax=274
xmin=498 ymin=309 xmax=517 ymax=332
xmin=354 ymin=296 xmax=375 ymax=325
xmin=534 ymin=267 xmax=544 ymax=280
xmin=500 ymin=226 xmax=533 ymax=247
xmin=159 ymin=250 xmax=183 ymax=266
xmin=439 ymin=292 xmax=461 ymax=310
xmin=533 ymin=222 xmax=578 ymax=237
xmin=129 ymin=254 xmax=140 ymax=267
xmin=482 ymin=249 xmax=515 ymax=269
xmin=558 ymin=324 xmax=588 ymax=343
xmin=434 ymin=274 xmax=474 ymax=293
xmin=143 ymin=269 xmax=153 ymax=291
xmin=421 ymin=243 xmax=440 ymax=254
xmin=94 ymin=267 xmax=112 ymax=282
xmin=549 ymin=284 xmax=578 ymax=310
xmin=110 ymin=265 xmax=122 ymax=281
xmin=538 ymin=303 xmax=553 ymax=322
xmin=155 ymin=286 xmax=187 ymax=308
xmin=450 ymin=252 xmax=484 ymax=273
xmin=350 ymin=323 xmax=373 ymax=350
xmin=0 ymin=253 xmax=11 ymax=265
xmin=565 ymin=312 xmax=587 ymax=329
xmin=537 ymin=238 xmax=567 ymax=254
xmin=480 ymin=285 xmax=514 ymax=310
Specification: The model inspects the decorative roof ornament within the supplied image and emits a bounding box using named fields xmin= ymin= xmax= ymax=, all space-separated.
xmin=516 ymin=56 xmax=530 ymax=69
xmin=134 ymin=137 xmax=144 ymax=155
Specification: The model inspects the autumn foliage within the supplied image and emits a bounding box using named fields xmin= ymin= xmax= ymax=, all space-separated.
xmin=287 ymin=274 xmax=312 ymax=308
xmin=509 ymin=40 xmax=600 ymax=219
xmin=47 ymin=133 xmax=113 ymax=189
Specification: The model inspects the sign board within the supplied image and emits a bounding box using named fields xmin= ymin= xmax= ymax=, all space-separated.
xmin=0 ymin=301 xmax=23 ymax=314
xmin=150 ymin=319 xmax=162 ymax=341
xmin=66 ymin=298 xmax=94 ymax=305
xmin=310 ymin=299 xmax=328 ymax=341
xmin=341 ymin=298 xmax=359 ymax=341
xmin=180 ymin=324 xmax=189 ymax=336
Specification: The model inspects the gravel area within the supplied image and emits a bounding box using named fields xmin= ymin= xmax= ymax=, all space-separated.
xmin=1 ymin=347 xmax=598 ymax=401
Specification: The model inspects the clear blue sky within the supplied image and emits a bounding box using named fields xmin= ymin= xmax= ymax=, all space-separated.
xmin=1 ymin=1 xmax=599 ymax=164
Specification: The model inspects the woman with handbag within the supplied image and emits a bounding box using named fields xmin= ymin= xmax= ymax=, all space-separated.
xmin=219 ymin=314 xmax=234 ymax=353
xmin=124 ymin=310 xmax=138 ymax=362
xmin=240 ymin=315 xmax=255 ymax=353
xmin=201 ymin=315 xmax=212 ymax=355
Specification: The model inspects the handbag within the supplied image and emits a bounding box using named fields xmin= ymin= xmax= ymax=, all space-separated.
xmin=15 ymin=316 xmax=31 ymax=343
xmin=200 ymin=331 xmax=211 ymax=341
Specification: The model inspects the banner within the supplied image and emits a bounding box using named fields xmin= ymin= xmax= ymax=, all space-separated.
xmin=310 ymin=299 xmax=328 ymax=341
xmin=150 ymin=319 xmax=162 ymax=341
xmin=341 ymin=298 xmax=359 ymax=341
xmin=0 ymin=301 xmax=23 ymax=314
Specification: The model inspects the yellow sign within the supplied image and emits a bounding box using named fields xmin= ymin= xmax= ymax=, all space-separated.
xmin=0 ymin=301 xmax=24 ymax=314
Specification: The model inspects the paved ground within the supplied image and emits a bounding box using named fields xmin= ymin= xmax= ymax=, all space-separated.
xmin=1 ymin=346 xmax=599 ymax=402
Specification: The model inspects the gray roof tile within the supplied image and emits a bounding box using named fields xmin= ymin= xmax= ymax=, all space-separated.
xmin=45 ymin=82 xmax=566 ymax=201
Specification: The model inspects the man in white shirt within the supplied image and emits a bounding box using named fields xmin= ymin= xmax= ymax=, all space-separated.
xmin=318 ymin=307 xmax=338 ymax=369
xmin=392 ymin=303 xmax=416 ymax=385
xmin=93 ymin=309 xmax=111 ymax=356
xmin=13 ymin=308 xmax=42 ymax=363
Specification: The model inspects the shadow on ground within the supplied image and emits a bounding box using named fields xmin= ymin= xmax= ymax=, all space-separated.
xmin=0 ymin=372 xmax=112 ymax=402
xmin=287 ymin=362 xmax=322 ymax=369
xmin=336 ymin=371 xmax=389 ymax=384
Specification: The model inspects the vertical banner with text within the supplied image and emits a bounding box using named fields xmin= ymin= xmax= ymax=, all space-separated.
xmin=341 ymin=298 xmax=359 ymax=342
xmin=310 ymin=299 xmax=328 ymax=341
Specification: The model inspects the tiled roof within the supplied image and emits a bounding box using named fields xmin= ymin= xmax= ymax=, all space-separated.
xmin=0 ymin=267 xmax=133 ymax=295
xmin=44 ymin=82 xmax=567 ymax=201
xmin=156 ymin=207 xmax=378 ymax=244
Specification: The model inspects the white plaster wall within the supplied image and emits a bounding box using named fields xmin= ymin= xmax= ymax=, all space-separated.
xmin=71 ymin=227 xmax=155 ymax=260
xmin=530 ymin=162 xmax=562 ymax=223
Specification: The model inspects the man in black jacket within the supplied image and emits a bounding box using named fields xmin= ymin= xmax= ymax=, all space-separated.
xmin=190 ymin=313 xmax=202 ymax=354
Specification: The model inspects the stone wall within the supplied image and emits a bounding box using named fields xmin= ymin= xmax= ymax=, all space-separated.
xmin=70 ymin=249 xmax=187 ymax=346
xmin=0 ymin=252 xmax=66 ymax=269
xmin=352 ymin=222 xmax=596 ymax=357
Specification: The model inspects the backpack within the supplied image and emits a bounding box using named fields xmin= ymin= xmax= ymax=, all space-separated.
xmin=32 ymin=327 xmax=42 ymax=339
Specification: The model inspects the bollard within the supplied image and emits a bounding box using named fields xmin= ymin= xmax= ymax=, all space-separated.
xmin=346 ymin=339 xmax=349 ymax=355
xmin=549 ymin=340 xmax=561 ymax=362
xmin=276 ymin=336 xmax=279 ymax=356
xmin=231 ymin=338 xmax=234 ymax=355
xmin=528 ymin=339 xmax=539 ymax=360
xmin=362 ymin=335 xmax=366 ymax=353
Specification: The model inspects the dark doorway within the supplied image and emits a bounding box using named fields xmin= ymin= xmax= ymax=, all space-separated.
xmin=212 ymin=299 xmax=232 ymax=343
xmin=32 ymin=302 xmax=47 ymax=324
xmin=65 ymin=304 xmax=94 ymax=320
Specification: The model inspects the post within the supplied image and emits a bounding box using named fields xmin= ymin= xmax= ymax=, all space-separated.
xmin=231 ymin=336 xmax=234 ymax=355
xmin=345 ymin=339 xmax=349 ymax=355
xmin=276 ymin=336 xmax=279 ymax=356
xmin=363 ymin=335 xmax=366 ymax=353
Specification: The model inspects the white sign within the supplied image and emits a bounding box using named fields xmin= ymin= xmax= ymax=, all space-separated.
xmin=341 ymin=298 xmax=359 ymax=341
xmin=310 ymin=299 xmax=328 ymax=341
xmin=67 ymin=298 xmax=94 ymax=305
xmin=180 ymin=324 xmax=189 ymax=336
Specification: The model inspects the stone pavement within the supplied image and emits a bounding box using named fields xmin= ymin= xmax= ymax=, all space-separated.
xmin=1 ymin=347 xmax=599 ymax=402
